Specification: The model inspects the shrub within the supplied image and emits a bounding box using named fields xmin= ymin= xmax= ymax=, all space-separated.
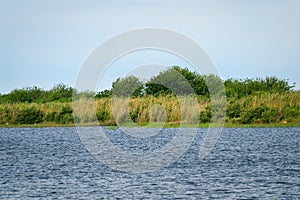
xmin=58 ymin=106 xmax=73 ymax=124
xmin=95 ymin=89 xmax=112 ymax=98
xmin=96 ymin=110 xmax=110 ymax=122
xmin=44 ymin=111 xmax=59 ymax=123
xmin=283 ymin=106 xmax=300 ymax=122
xmin=59 ymin=114 xmax=74 ymax=124
xmin=43 ymin=105 xmax=74 ymax=124
xmin=15 ymin=107 xmax=44 ymax=124
xmin=227 ymin=102 xmax=241 ymax=118
xmin=199 ymin=106 xmax=211 ymax=123
xmin=240 ymin=105 xmax=280 ymax=124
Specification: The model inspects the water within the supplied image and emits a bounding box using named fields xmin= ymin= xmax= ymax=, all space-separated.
xmin=0 ymin=127 xmax=299 ymax=199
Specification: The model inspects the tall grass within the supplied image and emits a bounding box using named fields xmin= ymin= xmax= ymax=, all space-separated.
xmin=0 ymin=92 xmax=299 ymax=126
xmin=226 ymin=91 xmax=300 ymax=124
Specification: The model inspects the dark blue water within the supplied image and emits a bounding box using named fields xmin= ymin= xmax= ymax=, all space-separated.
xmin=0 ymin=127 xmax=299 ymax=199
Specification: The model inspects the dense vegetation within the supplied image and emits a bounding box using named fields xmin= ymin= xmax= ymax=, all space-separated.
xmin=0 ymin=84 xmax=74 ymax=104
xmin=0 ymin=66 xmax=299 ymax=126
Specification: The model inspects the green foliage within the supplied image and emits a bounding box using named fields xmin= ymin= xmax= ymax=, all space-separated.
xmin=225 ymin=92 xmax=300 ymax=124
xmin=145 ymin=67 xmax=193 ymax=96
xmin=43 ymin=105 xmax=74 ymax=124
xmin=239 ymin=105 xmax=280 ymax=124
xmin=0 ymin=91 xmax=299 ymax=126
xmin=0 ymin=84 xmax=74 ymax=104
xmin=144 ymin=66 xmax=224 ymax=97
xmin=224 ymin=77 xmax=294 ymax=98
xmin=0 ymin=106 xmax=13 ymax=124
xmin=0 ymin=66 xmax=299 ymax=126
xmin=58 ymin=105 xmax=74 ymax=124
xmin=7 ymin=86 xmax=44 ymax=103
xmin=15 ymin=107 xmax=44 ymax=124
xmin=129 ymin=110 xmax=139 ymax=123
xmin=95 ymin=89 xmax=112 ymax=98
xmin=112 ymin=76 xmax=144 ymax=97
xmin=96 ymin=110 xmax=110 ymax=122
xmin=44 ymin=111 xmax=59 ymax=123
xmin=227 ymin=101 xmax=242 ymax=118
xmin=145 ymin=66 xmax=206 ymax=96
xmin=282 ymin=106 xmax=300 ymax=122
xmin=47 ymin=84 xmax=74 ymax=102
xmin=203 ymin=74 xmax=224 ymax=96
xmin=199 ymin=106 xmax=211 ymax=123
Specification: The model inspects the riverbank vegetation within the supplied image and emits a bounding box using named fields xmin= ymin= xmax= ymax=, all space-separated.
xmin=0 ymin=66 xmax=299 ymax=127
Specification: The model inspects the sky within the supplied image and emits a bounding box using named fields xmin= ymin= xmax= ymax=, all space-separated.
xmin=1 ymin=0 xmax=300 ymax=94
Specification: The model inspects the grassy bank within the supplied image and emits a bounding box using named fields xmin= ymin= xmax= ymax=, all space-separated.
xmin=0 ymin=91 xmax=299 ymax=128
xmin=1 ymin=122 xmax=299 ymax=129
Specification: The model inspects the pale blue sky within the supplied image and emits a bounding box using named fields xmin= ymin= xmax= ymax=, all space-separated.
xmin=1 ymin=0 xmax=299 ymax=94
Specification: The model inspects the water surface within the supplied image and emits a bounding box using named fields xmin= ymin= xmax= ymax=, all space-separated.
xmin=0 ymin=127 xmax=299 ymax=199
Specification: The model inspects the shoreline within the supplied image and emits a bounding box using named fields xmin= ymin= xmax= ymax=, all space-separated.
xmin=1 ymin=122 xmax=299 ymax=129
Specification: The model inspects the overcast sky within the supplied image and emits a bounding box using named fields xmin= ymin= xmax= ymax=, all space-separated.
xmin=1 ymin=0 xmax=299 ymax=94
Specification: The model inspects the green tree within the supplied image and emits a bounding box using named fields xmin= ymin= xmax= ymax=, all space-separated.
xmin=48 ymin=84 xmax=74 ymax=102
xmin=7 ymin=86 xmax=45 ymax=103
xmin=145 ymin=66 xmax=195 ymax=96
xmin=224 ymin=76 xmax=295 ymax=98
xmin=95 ymin=89 xmax=112 ymax=98
xmin=8 ymin=88 xmax=33 ymax=103
xmin=172 ymin=66 xmax=209 ymax=96
xmin=112 ymin=76 xmax=144 ymax=97
xmin=145 ymin=66 xmax=222 ymax=97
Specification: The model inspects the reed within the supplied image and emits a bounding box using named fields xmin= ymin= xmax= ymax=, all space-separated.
xmin=0 ymin=92 xmax=299 ymax=126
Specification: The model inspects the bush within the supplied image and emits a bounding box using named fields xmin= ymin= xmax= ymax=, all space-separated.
xmin=96 ymin=110 xmax=110 ymax=122
xmin=58 ymin=106 xmax=73 ymax=124
xmin=240 ymin=105 xmax=280 ymax=124
xmin=44 ymin=111 xmax=59 ymax=123
xmin=224 ymin=77 xmax=294 ymax=99
xmin=59 ymin=114 xmax=74 ymax=124
xmin=227 ymin=102 xmax=241 ymax=118
xmin=43 ymin=105 xmax=74 ymax=124
xmin=261 ymin=108 xmax=280 ymax=123
xmin=15 ymin=107 xmax=44 ymax=124
xmin=0 ymin=107 xmax=13 ymax=124
xmin=95 ymin=89 xmax=112 ymax=98
xmin=199 ymin=106 xmax=211 ymax=123
xmin=112 ymin=76 xmax=144 ymax=97
xmin=283 ymin=106 xmax=300 ymax=122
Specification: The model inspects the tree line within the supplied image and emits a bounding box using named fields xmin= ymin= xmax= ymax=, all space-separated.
xmin=0 ymin=66 xmax=296 ymax=103
xmin=0 ymin=66 xmax=298 ymax=126
xmin=96 ymin=66 xmax=295 ymax=98
xmin=0 ymin=84 xmax=74 ymax=103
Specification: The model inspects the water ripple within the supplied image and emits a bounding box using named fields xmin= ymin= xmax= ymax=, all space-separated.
xmin=0 ymin=127 xmax=299 ymax=199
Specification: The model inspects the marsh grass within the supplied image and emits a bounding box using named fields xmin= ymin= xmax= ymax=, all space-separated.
xmin=0 ymin=92 xmax=299 ymax=126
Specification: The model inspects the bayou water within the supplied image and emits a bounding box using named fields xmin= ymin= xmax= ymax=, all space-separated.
xmin=0 ymin=127 xmax=299 ymax=199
